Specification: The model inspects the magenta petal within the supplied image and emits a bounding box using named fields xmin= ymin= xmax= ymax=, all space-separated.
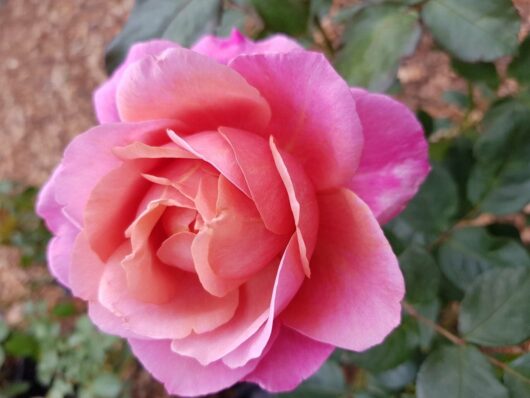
xmin=192 ymin=28 xmax=302 ymax=64
xmin=93 ymin=40 xmax=178 ymax=123
xmin=349 ymin=89 xmax=430 ymax=224
xmin=128 ymin=338 xmax=258 ymax=397
xmin=244 ymin=326 xmax=334 ymax=392
xmin=36 ymin=165 xmax=67 ymax=234
xmin=282 ymin=189 xmax=404 ymax=351
xmin=230 ymin=52 xmax=363 ymax=190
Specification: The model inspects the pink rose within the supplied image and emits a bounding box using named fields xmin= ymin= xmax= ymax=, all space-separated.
xmin=37 ymin=29 xmax=429 ymax=396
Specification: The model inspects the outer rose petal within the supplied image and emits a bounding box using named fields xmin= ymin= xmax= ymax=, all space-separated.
xmin=349 ymin=89 xmax=430 ymax=224
xmin=128 ymin=339 xmax=259 ymax=397
xmin=282 ymin=189 xmax=404 ymax=351
xmin=116 ymin=47 xmax=271 ymax=133
xmin=230 ymin=51 xmax=363 ymax=190
xmin=192 ymin=28 xmax=302 ymax=64
xmin=36 ymin=164 xmax=67 ymax=234
xmin=94 ymin=40 xmax=178 ymax=123
xmin=244 ymin=326 xmax=334 ymax=392
xmin=46 ymin=223 xmax=78 ymax=287
xmin=54 ymin=119 xmax=180 ymax=226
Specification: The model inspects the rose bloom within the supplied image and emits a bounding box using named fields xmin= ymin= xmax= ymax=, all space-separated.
xmin=37 ymin=30 xmax=429 ymax=396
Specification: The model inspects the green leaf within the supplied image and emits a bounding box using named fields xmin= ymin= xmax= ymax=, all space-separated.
xmin=421 ymin=0 xmax=520 ymax=62
xmin=162 ymin=0 xmax=222 ymax=45
xmin=4 ymin=332 xmax=39 ymax=359
xmin=451 ymin=59 xmax=499 ymax=90
xmin=341 ymin=320 xmax=418 ymax=372
xmin=282 ymin=361 xmax=347 ymax=397
xmin=467 ymin=99 xmax=530 ymax=214
xmin=438 ymin=227 xmax=530 ymax=290
xmin=387 ymin=166 xmax=459 ymax=246
xmin=90 ymin=373 xmax=123 ymax=398
xmin=459 ymin=267 xmax=530 ymax=346
xmin=105 ymin=0 xmax=222 ymax=74
xmin=0 ymin=346 xmax=5 ymax=368
xmin=503 ymin=354 xmax=530 ymax=397
xmin=251 ymin=0 xmax=310 ymax=36
xmin=0 ymin=318 xmax=8 ymax=341
xmin=374 ymin=361 xmax=418 ymax=392
xmin=413 ymin=299 xmax=440 ymax=350
xmin=508 ymin=35 xmax=530 ymax=86
xmin=417 ymin=345 xmax=509 ymax=398
xmin=399 ymin=245 xmax=440 ymax=303
xmin=335 ymin=4 xmax=420 ymax=92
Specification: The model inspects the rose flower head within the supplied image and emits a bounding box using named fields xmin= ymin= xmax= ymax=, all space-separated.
xmin=37 ymin=29 xmax=430 ymax=396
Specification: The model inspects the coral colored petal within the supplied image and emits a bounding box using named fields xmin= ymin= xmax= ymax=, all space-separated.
xmin=230 ymin=52 xmax=363 ymax=190
xmin=116 ymin=47 xmax=271 ymax=133
xmin=69 ymin=232 xmax=105 ymax=300
xmin=160 ymin=206 xmax=196 ymax=235
xmin=129 ymin=339 xmax=258 ymax=397
xmin=282 ymin=189 xmax=404 ymax=351
xmin=157 ymin=231 xmax=195 ymax=272
xmin=270 ymin=137 xmax=318 ymax=276
xmin=112 ymin=141 xmax=195 ymax=160
xmin=122 ymin=203 xmax=180 ymax=304
xmin=244 ymin=326 xmax=334 ymax=392
xmin=54 ymin=119 xmax=177 ymax=226
xmin=93 ymin=40 xmax=178 ymax=123
xmin=349 ymin=89 xmax=430 ymax=224
xmin=220 ymin=127 xmax=293 ymax=235
xmin=208 ymin=176 xmax=289 ymax=280
xmin=167 ymin=130 xmax=250 ymax=198
xmin=192 ymin=230 xmax=247 ymax=297
xmin=170 ymin=263 xmax=278 ymax=365
xmin=98 ymin=244 xmax=239 ymax=339
xmin=194 ymin=173 xmax=218 ymax=221
xmin=46 ymin=223 xmax=79 ymax=287
xmin=221 ymin=235 xmax=305 ymax=369
xmin=192 ymin=28 xmax=302 ymax=64
xmin=84 ymin=160 xmax=152 ymax=261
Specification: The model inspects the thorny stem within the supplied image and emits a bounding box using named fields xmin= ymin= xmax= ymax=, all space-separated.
xmin=404 ymin=302 xmax=530 ymax=386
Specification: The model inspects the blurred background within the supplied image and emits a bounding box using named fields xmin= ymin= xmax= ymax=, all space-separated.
xmin=1 ymin=1 xmax=530 ymax=397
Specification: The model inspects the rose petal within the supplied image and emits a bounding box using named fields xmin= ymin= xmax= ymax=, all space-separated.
xmin=94 ymin=40 xmax=178 ymax=123
xmin=282 ymin=189 xmax=404 ymax=351
xmin=221 ymin=235 xmax=305 ymax=369
xmin=54 ymin=119 xmax=178 ymax=226
xmin=84 ymin=159 xmax=152 ymax=261
xmin=192 ymin=28 xmax=302 ymax=64
xmin=207 ymin=176 xmax=289 ymax=280
xmin=129 ymin=338 xmax=258 ymax=397
xmin=270 ymin=137 xmax=318 ymax=276
xmin=116 ymin=47 xmax=271 ymax=133
xmin=349 ymin=89 xmax=430 ymax=223
xmin=69 ymin=232 xmax=105 ymax=300
xmin=170 ymin=262 xmax=278 ymax=365
xmin=220 ymin=127 xmax=293 ymax=235
xmin=36 ymin=164 xmax=68 ymax=234
xmin=46 ymin=222 xmax=79 ymax=287
xmin=244 ymin=326 xmax=334 ymax=392
xmin=157 ymin=231 xmax=195 ymax=272
xmin=230 ymin=52 xmax=363 ymax=190
xmin=99 ymin=244 xmax=239 ymax=339
xmin=168 ymin=130 xmax=250 ymax=198
xmin=122 ymin=202 xmax=181 ymax=304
